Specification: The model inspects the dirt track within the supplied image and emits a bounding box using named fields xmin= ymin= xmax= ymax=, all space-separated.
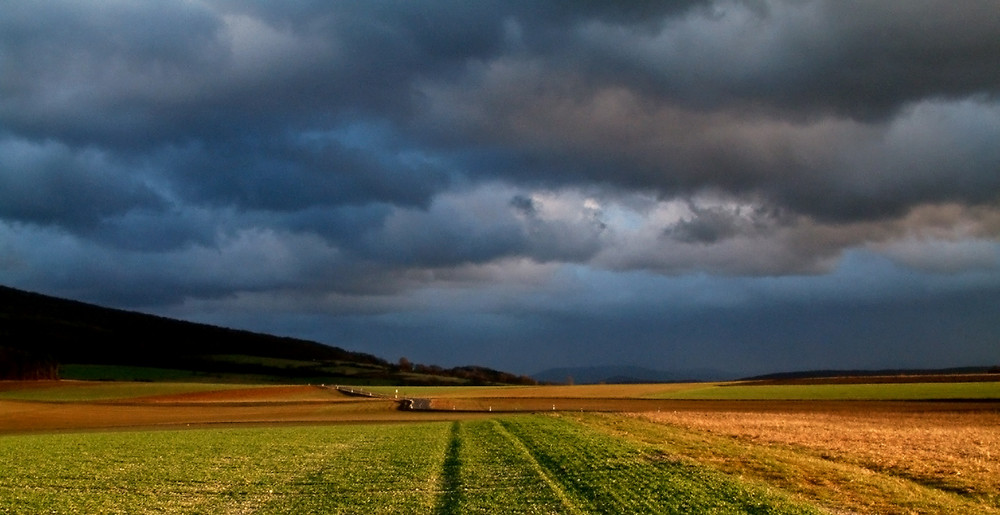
xmin=4 ymin=381 xmax=997 ymax=434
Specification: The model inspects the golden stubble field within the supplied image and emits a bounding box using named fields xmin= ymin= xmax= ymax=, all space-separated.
xmin=635 ymin=409 xmax=1000 ymax=502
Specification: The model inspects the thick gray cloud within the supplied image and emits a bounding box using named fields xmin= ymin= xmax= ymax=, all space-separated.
xmin=0 ymin=137 xmax=165 ymax=230
xmin=572 ymin=1 xmax=1000 ymax=118
xmin=1 ymin=1 xmax=999 ymax=375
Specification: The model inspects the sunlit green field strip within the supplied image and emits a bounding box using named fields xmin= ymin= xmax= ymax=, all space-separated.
xmin=653 ymin=381 xmax=1000 ymax=400
xmin=493 ymin=416 xmax=816 ymax=514
xmin=0 ymin=423 xmax=450 ymax=514
xmin=450 ymin=420 xmax=571 ymax=513
xmin=364 ymin=383 xmax=706 ymax=399
xmin=0 ymin=416 xmax=818 ymax=514
xmin=6 ymin=379 xmax=995 ymax=403
xmin=365 ymin=381 xmax=1000 ymax=402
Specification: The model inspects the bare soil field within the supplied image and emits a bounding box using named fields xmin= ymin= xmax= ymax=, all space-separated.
xmin=0 ymin=384 xmax=488 ymax=433
xmin=123 ymin=384 xmax=350 ymax=404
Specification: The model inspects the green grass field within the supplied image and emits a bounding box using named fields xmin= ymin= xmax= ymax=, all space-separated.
xmin=653 ymin=381 xmax=1000 ymax=400
xmin=58 ymin=363 xmax=349 ymax=385
xmin=0 ymin=423 xmax=449 ymax=513
xmin=8 ymin=380 xmax=997 ymax=403
xmin=492 ymin=416 xmax=816 ymax=514
xmin=0 ymin=381 xmax=253 ymax=402
xmin=3 ymin=379 xmax=997 ymax=513
xmin=360 ymin=380 xmax=1000 ymax=402
xmin=0 ymin=416 xmax=818 ymax=514
xmin=58 ymin=364 xmax=217 ymax=382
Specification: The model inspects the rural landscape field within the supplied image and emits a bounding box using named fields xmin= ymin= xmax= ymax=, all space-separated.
xmin=5 ymin=2 xmax=1000 ymax=514
xmin=2 ymin=377 xmax=998 ymax=514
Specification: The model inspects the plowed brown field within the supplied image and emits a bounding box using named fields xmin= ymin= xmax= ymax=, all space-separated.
xmin=0 ymin=384 xmax=487 ymax=433
xmin=5 ymin=381 xmax=997 ymax=434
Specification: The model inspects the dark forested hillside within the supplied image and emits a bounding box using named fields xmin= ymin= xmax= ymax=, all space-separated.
xmin=0 ymin=285 xmax=535 ymax=385
xmin=0 ymin=286 xmax=383 ymax=365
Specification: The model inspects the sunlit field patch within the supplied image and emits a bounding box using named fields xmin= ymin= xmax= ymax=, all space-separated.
xmin=654 ymin=381 xmax=1000 ymax=400
xmin=1 ymin=416 xmax=819 ymax=514
xmin=2 ymin=380 xmax=998 ymax=513
xmin=0 ymin=423 xmax=450 ymax=513
xmin=493 ymin=415 xmax=817 ymax=514
xmin=365 ymin=383 xmax=706 ymax=399
xmin=603 ymin=410 xmax=1000 ymax=514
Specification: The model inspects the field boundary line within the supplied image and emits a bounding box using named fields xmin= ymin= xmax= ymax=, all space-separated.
xmin=493 ymin=419 xmax=586 ymax=515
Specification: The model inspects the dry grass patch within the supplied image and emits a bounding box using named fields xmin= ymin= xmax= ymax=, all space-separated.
xmin=628 ymin=409 xmax=1000 ymax=513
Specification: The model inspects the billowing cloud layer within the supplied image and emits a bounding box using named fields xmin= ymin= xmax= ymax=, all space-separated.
xmin=2 ymin=1 xmax=999 ymax=375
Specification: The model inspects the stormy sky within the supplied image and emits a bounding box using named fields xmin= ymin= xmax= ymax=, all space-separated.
xmin=2 ymin=1 xmax=999 ymax=377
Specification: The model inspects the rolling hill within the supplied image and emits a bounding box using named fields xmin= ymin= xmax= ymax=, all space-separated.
xmin=0 ymin=285 xmax=535 ymax=385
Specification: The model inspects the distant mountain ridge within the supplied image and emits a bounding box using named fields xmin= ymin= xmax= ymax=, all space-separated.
xmin=0 ymin=285 xmax=534 ymax=385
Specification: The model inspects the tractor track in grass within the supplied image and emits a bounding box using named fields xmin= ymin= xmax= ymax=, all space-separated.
xmin=496 ymin=415 xmax=820 ymax=514
xmin=431 ymin=419 xmax=583 ymax=514
xmin=434 ymin=421 xmax=464 ymax=515
xmin=492 ymin=419 xmax=586 ymax=515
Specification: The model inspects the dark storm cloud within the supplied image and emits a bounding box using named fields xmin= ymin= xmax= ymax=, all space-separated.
xmin=410 ymin=0 xmax=1000 ymax=222
xmin=346 ymin=187 xmax=607 ymax=268
xmin=2 ymin=1 xmax=999 ymax=375
xmin=0 ymin=136 xmax=165 ymax=230
xmin=172 ymin=254 xmax=1000 ymax=375
xmin=163 ymin=134 xmax=450 ymax=212
xmin=572 ymin=1 xmax=1000 ymax=120
xmin=667 ymin=201 xmax=782 ymax=244
xmin=4 ymin=0 xmax=999 ymax=223
xmin=509 ymin=195 xmax=538 ymax=217
xmin=0 ymin=1 xmax=225 ymax=146
xmin=417 ymin=73 xmax=1000 ymax=224
xmin=1 ymin=1 xmax=508 ymax=148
